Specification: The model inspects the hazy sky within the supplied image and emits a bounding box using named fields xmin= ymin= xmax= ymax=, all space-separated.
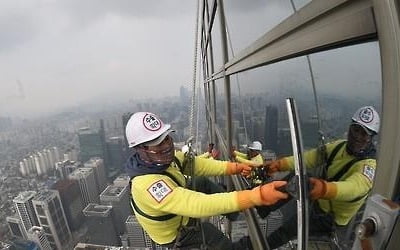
xmin=0 ymin=0 xmax=380 ymax=118
xmin=0 ymin=0 xmax=202 ymax=117
xmin=0 ymin=0 xmax=301 ymax=118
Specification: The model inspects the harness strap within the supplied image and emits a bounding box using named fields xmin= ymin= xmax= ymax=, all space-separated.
xmin=129 ymin=163 xmax=184 ymax=221
xmin=325 ymin=141 xmax=374 ymax=203
xmin=325 ymin=141 xmax=346 ymax=168
xmin=328 ymin=158 xmax=365 ymax=182
xmin=130 ymin=198 xmax=176 ymax=221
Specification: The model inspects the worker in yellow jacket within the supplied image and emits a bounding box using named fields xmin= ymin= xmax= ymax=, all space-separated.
xmin=263 ymin=106 xmax=379 ymax=249
xmin=125 ymin=112 xmax=288 ymax=250
xmin=232 ymin=141 xmax=264 ymax=167
xmin=198 ymin=143 xmax=220 ymax=159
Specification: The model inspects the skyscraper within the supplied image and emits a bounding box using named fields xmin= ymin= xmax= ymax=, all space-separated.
xmin=100 ymin=184 xmax=131 ymax=235
xmin=106 ymin=136 xmax=125 ymax=178
xmin=32 ymin=190 xmax=72 ymax=250
xmin=78 ymin=127 xmax=106 ymax=164
xmin=125 ymin=215 xmax=147 ymax=248
xmin=13 ymin=191 xmax=39 ymax=239
xmin=83 ymin=204 xmax=120 ymax=246
xmin=264 ymin=105 xmax=278 ymax=153
xmin=26 ymin=226 xmax=52 ymax=250
xmin=84 ymin=157 xmax=107 ymax=194
xmin=55 ymin=160 xmax=79 ymax=180
xmin=113 ymin=174 xmax=130 ymax=187
xmin=122 ymin=112 xmax=133 ymax=158
xmin=51 ymin=179 xmax=85 ymax=231
xmin=69 ymin=168 xmax=100 ymax=206
xmin=6 ymin=215 xmax=24 ymax=238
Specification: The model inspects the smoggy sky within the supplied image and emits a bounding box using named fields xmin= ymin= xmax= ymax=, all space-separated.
xmin=0 ymin=0 xmax=202 ymax=117
xmin=0 ymin=0 xmax=381 ymax=118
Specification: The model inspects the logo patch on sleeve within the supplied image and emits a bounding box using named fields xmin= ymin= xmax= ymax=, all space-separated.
xmin=362 ymin=165 xmax=375 ymax=182
xmin=147 ymin=180 xmax=172 ymax=202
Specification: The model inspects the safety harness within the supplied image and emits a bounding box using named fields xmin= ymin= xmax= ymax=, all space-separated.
xmin=129 ymin=157 xmax=183 ymax=221
xmin=324 ymin=141 xmax=376 ymax=204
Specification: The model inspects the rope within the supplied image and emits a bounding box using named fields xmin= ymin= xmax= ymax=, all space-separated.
xmin=225 ymin=15 xmax=248 ymax=144
xmin=189 ymin=0 xmax=200 ymax=140
xmin=187 ymin=1 xmax=208 ymax=249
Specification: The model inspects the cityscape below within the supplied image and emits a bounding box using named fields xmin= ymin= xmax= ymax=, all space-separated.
xmin=0 ymin=87 xmax=378 ymax=250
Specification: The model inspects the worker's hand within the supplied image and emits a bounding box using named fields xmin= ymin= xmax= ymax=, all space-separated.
xmin=236 ymin=181 xmax=288 ymax=209
xmin=264 ymin=158 xmax=289 ymax=175
xmin=259 ymin=181 xmax=288 ymax=205
xmin=226 ymin=162 xmax=252 ymax=177
xmin=309 ymin=177 xmax=337 ymax=200
xmin=211 ymin=149 xmax=220 ymax=159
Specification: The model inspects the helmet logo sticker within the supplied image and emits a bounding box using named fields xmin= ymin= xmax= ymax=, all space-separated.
xmin=359 ymin=107 xmax=374 ymax=123
xmin=143 ymin=114 xmax=162 ymax=131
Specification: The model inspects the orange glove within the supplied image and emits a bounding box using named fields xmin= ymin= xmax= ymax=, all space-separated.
xmin=226 ymin=162 xmax=252 ymax=177
xmin=264 ymin=158 xmax=289 ymax=175
xmin=237 ymin=181 xmax=288 ymax=209
xmin=309 ymin=177 xmax=337 ymax=200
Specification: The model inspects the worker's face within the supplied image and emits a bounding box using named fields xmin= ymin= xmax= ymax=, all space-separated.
xmin=347 ymin=124 xmax=372 ymax=155
xmin=248 ymin=149 xmax=258 ymax=158
xmin=137 ymin=135 xmax=175 ymax=165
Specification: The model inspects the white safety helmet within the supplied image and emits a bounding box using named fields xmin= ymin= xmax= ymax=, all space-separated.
xmin=248 ymin=141 xmax=262 ymax=151
xmin=181 ymin=145 xmax=189 ymax=154
xmin=351 ymin=106 xmax=380 ymax=135
xmin=125 ymin=112 xmax=173 ymax=148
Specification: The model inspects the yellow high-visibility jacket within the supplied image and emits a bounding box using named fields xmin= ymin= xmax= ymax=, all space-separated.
xmin=197 ymin=151 xmax=212 ymax=159
xmin=129 ymin=151 xmax=240 ymax=244
xmin=234 ymin=150 xmax=264 ymax=167
xmin=284 ymin=140 xmax=376 ymax=225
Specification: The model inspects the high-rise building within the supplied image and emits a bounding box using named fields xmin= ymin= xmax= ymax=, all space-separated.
xmin=277 ymin=128 xmax=292 ymax=156
xmin=52 ymin=147 xmax=61 ymax=163
xmin=100 ymin=184 xmax=130 ymax=235
xmin=106 ymin=136 xmax=125 ymax=178
xmin=19 ymin=161 xmax=29 ymax=177
xmin=125 ymin=215 xmax=163 ymax=249
xmin=113 ymin=174 xmax=130 ymax=187
xmin=34 ymin=153 xmax=46 ymax=176
xmin=78 ymin=127 xmax=106 ymax=164
xmin=301 ymin=117 xmax=319 ymax=149
xmin=69 ymin=168 xmax=99 ymax=206
xmin=26 ymin=226 xmax=52 ymax=250
xmin=32 ymin=190 xmax=72 ymax=250
xmin=13 ymin=191 xmax=39 ymax=239
xmin=51 ymin=179 xmax=85 ymax=231
xmin=125 ymin=215 xmax=147 ymax=248
xmin=264 ymin=105 xmax=278 ymax=153
xmin=7 ymin=238 xmax=39 ymax=250
xmin=250 ymin=117 xmax=265 ymax=144
xmin=84 ymin=158 xmax=107 ymax=194
xmin=42 ymin=149 xmax=52 ymax=173
xmin=6 ymin=215 xmax=24 ymax=238
xmin=64 ymin=147 xmax=79 ymax=162
xmin=28 ymin=155 xmax=36 ymax=174
xmin=55 ymin=160 xmax=79 ymax=180
xmin=83 ymin=204 xmax=120 ymax=246
xmin=122 ymin=112 xmax=133 ymax=158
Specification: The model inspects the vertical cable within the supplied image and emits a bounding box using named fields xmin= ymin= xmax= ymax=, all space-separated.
xmin=190 ymin=0 xmax=201 ymax=139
